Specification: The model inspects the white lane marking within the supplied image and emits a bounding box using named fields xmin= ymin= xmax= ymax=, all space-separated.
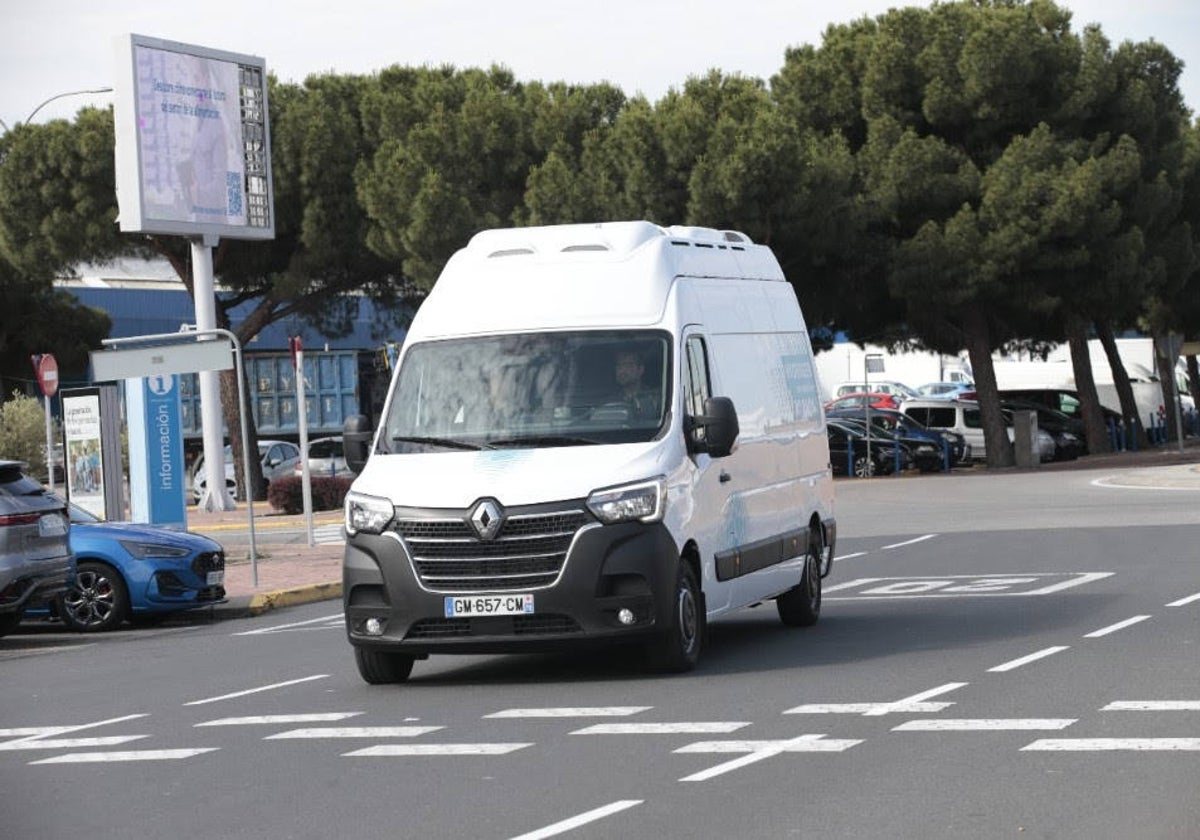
xmin=0 ymin=735 xmax=148 ymax=751
xmin=677 ymin=735 xmax=862 ymax=782
xmin=344 ymin=743 xmax=532 ymax=756
xmin=0 ymin=727 xmax=75 ymax=737
xmin=266 ymin=726 xmax=443 ymax=739
xmin=1091 ymin=476 xmax=1200 ymax=491
xmin=234 ymin=613 xmax=343 ymax=636
xmin=0 ymin=714 xmax=148 ymax=750
xmin=823 ymin=578 xmax=883 ymax=593
xmin=196 ymin=713 xmax=362 ymax=727
xmin=30 ymin=748 xmax=219 ymax=764
xmin=834 ymin=551 xmax=867 ymax=561
xmin=1024 ymin=739 xmax=1200 ymax=752
xmin=507 ymin=800 xmax=643 ymax=840
xmin=1167 ymin=592 xmax=1200 ymax=607
xmin=893 ymin=719 xmax=1076 ymax=731
xmin=571 ymin=722 xmax=750 ymax=735
xmin=1103 ymin=701 xmax=1200 ymax=711
xmin=1027 ymin=572 xmax=1113 ymax=594
xmin=184 ymin=675 xmax=329 ymax=706
xmin=1084 ymin=615 xmax=1152 ymax=638
xmin=785 ymin=682 xmax=967 ymax=717
xmin=881 ymin=534 xmax=937 ymax=550
xmin=988 ymin=646 xmax=1070 ymax=673
xmin=485 ymin=707 xmax=651 ymax=718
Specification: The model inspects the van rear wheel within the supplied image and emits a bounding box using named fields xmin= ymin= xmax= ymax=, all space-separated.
xmin=777 ymin=539 xmax=822 ymax=627
xmin=354 ymin=646 xmax=415 ymax=684
xmin=647 ymin=561 xmax=703 ymax=672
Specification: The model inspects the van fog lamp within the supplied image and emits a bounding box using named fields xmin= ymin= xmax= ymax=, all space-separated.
xmin=364 ymin=618 xmax=384 ymax=636
xmin=586 ymin=478 xmax=665 ymax=524
xmin=617 ymin=608 xmax=636 ymax=626
xmin=344 ymin=491 xmax=394 ymax=536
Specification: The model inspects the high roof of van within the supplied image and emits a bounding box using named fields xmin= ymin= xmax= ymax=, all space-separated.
xmin=407 ymin=221 xmax=788 ymax=339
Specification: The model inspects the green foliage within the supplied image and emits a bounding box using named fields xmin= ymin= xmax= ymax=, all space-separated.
xmin=0 ymin=391 xmax=53 ymax=477
xmin=267 ymin=474 xmax=353 ymax=514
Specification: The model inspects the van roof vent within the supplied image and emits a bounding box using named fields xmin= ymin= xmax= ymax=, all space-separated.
xmin=561 ymin=244 xmax=610 ymax=252
xmin=488 ymin=248 xmax=536 ymax=258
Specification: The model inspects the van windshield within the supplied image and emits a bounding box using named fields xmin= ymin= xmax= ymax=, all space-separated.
xmin=381 ymin=331 xmax=672 ymax=452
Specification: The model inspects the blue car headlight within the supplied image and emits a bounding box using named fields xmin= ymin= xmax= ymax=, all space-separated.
xmin=119 ymin=540 xmax=191 ymax=559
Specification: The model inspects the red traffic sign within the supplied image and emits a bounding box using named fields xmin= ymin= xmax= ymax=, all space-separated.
xmin=31 ymin=354 xmax=59 ymax=397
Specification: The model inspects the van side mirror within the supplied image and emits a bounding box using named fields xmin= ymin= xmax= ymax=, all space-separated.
xmin=344 ymin=414 xmax=374 ymax=474
xmin=688 ymin=396 xmax=739 ymax=458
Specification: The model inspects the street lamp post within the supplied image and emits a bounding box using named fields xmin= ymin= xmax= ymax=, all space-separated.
xmin=1 ymin=87 xmax=114 ymax=132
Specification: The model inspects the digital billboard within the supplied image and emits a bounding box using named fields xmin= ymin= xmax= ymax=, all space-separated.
xmin=113 ymin=34 xmax=274 ymax=239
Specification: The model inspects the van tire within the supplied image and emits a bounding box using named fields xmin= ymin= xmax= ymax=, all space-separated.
xmin=647 ymin=561 xmax=703 ymax=672
xmin=354 ymin=646 xmax=415 ymax=684
xmin=776 ymin=542 xmax=822 ymax=627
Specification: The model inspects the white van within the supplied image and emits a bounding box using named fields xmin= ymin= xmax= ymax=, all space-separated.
xmin=340 ymin=222 xmax=836 ymax=683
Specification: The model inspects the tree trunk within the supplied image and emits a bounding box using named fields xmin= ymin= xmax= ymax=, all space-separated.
xmin=1065 ymin=316 xmax=1111 ymax=456
xmin=1152 ymin=333 xmax=1181 ymax=446
xmin=219 ymin=367 xmax=266 ymax=502
xmin=963 ymin=305 xmax=1014 ymax=468
xmin=1096 ymin=322 xmax=1148 ymax=450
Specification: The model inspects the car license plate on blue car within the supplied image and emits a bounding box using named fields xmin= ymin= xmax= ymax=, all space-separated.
xmin=444 ymin=594 xmax=534 ymax=618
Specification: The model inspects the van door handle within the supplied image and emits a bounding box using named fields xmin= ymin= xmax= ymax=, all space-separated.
xmin=719 ymin=470 xmax=731 ymax=483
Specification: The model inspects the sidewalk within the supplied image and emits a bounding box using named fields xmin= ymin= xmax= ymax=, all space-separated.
xmin=185 ymin=442 xmax=1200 ymax=621
xmin=187 ymin=503 xmax=344 ymax=619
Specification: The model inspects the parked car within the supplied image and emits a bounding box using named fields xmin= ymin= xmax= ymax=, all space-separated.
xmin=916 ymin=381 xmax=977 ymax=400
xmin=1001 ymin=399 xmax=1085 ymax=460
xmin=824 ymin=392 xmax=900 ymax=413
xmin=827 ymin=407 xmax=968 ymax=467
xmin=50 ymin=502 xmax=227 ymax=632
xmin=0 ymin=460 xmax=74 ymax=637
xmin=826 ymin=418 xmax=912 ymax=477
xmin=899 ymin=399 xmax=1055 ymax=462
xmin=294 ymin=436 xmax=353 ymax=479
xmin=833 ymin=380 xmax=922 ymax=401
xmin=829 ymin=415 xmax=943 ymax=473
xmin=192 ymin=440 xmax=302 ymax=504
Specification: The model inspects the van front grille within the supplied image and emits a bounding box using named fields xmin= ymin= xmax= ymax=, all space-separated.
xmin=392 ymin=509 xmax=589 ymax=593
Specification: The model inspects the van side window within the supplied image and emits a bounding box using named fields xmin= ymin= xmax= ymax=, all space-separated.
xmin=684 ymin=336 xmax=711 ymax=416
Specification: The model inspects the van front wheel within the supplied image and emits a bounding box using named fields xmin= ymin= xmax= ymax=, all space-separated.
xmin=647 ymin=561 xmax=703 ymax=673
xmin=354 ymin=646 xmax=415 ymax=684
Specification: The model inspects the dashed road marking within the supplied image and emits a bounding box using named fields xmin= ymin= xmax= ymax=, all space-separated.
xmin=183 ymin=674 xmax=329 ymax=705
xmin=344 ymin=743 xmax=533 ymax=757
xmin=1084 ymin=616 xmax=1152 ymax=638
xmin=0 ymin=735 xmax=148 ymax=751
xmin=893 ymin=719 xmax=1075 ymax=731
xmin=196 ymin=713 xmax=362 ymax=727
xmin=508 ymin=800 xmax=643 ymax=840
xmin=988 ymin=646 xmax=1070 ymax=673
xmin=881 ymin=534 xmax=938 ymax=550
xmin=30 ymin=748 xmax=219 ymax=764
xmin=676 ymin=734 xmax=862 ymax=782
xmin=1102 ymin=701 xmax=1200 ymax=711
xmin=266 ymin=726 xmax=443 ymax=739
xmin=786 ymin=682 xmax=968 ymax=717
xmin=1167 ymin=592 xmax=1200 ymax=607
xmin=1023 ymin=739 xmax=1200 ymax=752
xmin=485 ymin=707 xmax=651 ymax=719
xmin=570 ymin=722 xmax=750 ymax=735
xmin=233 ymin=613 xmax=343 ymax=636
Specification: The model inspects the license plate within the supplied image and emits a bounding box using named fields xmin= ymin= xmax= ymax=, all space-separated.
xmin=444 ymin=593 xmax=534 ymax=618
xmin=206 ymin=571 xmax=225 ymax=586
xmin=38 ymin=513 xmax=66 ymax=537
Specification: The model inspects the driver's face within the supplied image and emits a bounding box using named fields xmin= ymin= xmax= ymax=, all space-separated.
xmin=615 ymin=355 xmax=642 ymax=388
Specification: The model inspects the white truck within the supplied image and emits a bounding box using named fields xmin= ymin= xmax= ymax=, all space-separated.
xmin=339 ymin=221 xmax=836 ymax=682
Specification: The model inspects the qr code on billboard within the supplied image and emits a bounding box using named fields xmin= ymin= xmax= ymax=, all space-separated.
xmin=226 ymin=171 xmax=244 ymax=216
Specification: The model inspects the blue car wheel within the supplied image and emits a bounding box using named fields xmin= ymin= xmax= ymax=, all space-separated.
xmin=60 ymin=561 xmax=129 ymax=633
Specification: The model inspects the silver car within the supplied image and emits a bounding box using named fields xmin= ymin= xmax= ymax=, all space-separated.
xmin=191 ymin=440 xmax=303 ymax=504
xmin=0 ymin=459 xmax=74 ymax=636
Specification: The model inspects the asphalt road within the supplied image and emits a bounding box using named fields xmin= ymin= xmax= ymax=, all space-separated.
xmin=2 ymin=468 xmax=1198 ymax=839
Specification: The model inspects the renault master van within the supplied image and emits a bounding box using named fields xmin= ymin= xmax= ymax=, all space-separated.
xmin=340 ymin=222 xmax=836 ymax=682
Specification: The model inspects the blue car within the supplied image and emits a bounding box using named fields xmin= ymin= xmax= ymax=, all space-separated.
xmin=53 ymin=503 xmax=227 ymax=632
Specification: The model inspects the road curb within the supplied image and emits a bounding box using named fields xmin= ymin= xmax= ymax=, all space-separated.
xmin=211 ymin=582 xmax=342 ymax=619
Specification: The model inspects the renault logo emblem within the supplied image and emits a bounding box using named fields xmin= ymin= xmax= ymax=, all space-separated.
xmin=470 ymin=499 xmax=504 ymax=540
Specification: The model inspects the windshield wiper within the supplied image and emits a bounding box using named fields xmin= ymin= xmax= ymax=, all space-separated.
xmin=390 ymin=435 xmax=485 ymax=451
xmin=485 ymin=435 xmax=601 ymax=448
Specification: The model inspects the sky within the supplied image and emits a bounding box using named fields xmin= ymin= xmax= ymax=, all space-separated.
xmin=2 ymin=0 xmax=1199 ymax=131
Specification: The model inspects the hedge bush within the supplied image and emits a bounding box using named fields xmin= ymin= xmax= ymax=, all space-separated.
xmin=267 ymin=475 xmax=354 ymax=514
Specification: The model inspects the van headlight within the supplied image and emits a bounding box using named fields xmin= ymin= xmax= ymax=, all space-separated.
xmin=344 ymin=491 xmax=394 ymax=536
xmin=587 ymin=477 xmax=665 ymax=524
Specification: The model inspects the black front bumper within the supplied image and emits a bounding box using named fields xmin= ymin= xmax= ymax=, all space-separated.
xmin=344 ymin=520 xmax=680 ymax=656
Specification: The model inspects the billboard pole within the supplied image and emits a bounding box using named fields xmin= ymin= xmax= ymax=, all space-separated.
xmin=192 ymin=235 xmax=235 ymax=512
